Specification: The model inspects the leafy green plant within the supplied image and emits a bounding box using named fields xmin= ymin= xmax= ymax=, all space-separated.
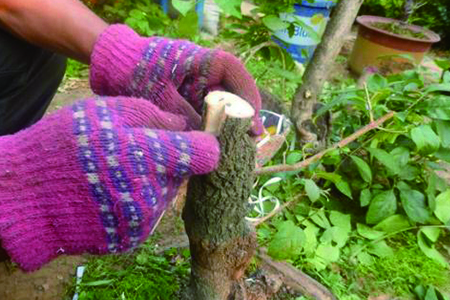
xmin=332 ymin=232 xmax=449 ymax=298
xmin=255 ymin=63 xmax=450 ymax=298
xmin=214 ymin=0 xmax=337 ymax=69
xmin=93 ymin=0 xmax=201 ymax=39
xmin=99 ymin=0 xmax=173 ymax=36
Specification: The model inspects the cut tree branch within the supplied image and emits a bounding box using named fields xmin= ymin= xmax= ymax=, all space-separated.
xmin=182 ymin=91 xmax=257 ymax=300
xmin=255 ymin=111 xmax=395 ymax=175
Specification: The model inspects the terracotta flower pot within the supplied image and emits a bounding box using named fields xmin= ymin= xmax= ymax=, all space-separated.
xmin=349 ymin=15 xmax=441 ymax=75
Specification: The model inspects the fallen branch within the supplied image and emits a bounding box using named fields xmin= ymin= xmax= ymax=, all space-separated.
xmin=255 ymin=111 xmax=396 ymax=175
xmin=258 ymin=248 xmax=337 ymax=300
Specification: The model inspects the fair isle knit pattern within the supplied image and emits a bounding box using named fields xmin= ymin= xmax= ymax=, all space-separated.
xmin=128 ymin=37 xmax=211 ymax=113
xmin=95 ymin=98 xmax=143 ymax=249
xmin=0 ymin=96 xmax=220 ymax=272
xmin=72 ymin=101 xmax=121 ymax=253
xmin=90 ymin=24 xmax=264 ymax=135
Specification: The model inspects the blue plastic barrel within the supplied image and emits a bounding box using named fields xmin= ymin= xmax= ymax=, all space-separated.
xmin=160 ymin=0 xmax=205 ymax=27
xmin=273 ymin=0 xmax=336 ymax=63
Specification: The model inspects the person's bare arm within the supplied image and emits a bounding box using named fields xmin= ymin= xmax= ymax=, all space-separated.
xmin=0 ymin=0 xmax=108 ymax=63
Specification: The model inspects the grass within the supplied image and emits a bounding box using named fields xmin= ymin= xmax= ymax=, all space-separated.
xmin=65 ymin=239 xmax=191 ymax=300
xmin=308 ymin=232 xmax=450 ymax=299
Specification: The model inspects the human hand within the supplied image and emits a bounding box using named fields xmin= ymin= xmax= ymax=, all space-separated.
xmin=0 ymin=96 xmax=219 ymax=271
xmin=89 ymin=25 xmax=263 ymax=135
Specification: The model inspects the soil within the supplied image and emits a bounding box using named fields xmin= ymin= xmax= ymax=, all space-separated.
xmin=371 ymin=21 xmax=428 ymax=40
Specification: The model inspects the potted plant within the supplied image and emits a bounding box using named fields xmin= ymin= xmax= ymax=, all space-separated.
xmin=349 ymin=1 xmax=441 ymax=75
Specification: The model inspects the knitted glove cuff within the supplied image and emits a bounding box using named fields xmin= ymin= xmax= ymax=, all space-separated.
xmin=90 ymin=24 xmax=142 ymax=96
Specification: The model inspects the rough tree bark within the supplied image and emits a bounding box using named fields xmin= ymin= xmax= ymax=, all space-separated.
xmin=182 ymin=92 xmax=257 ymax=300
xmin=290 ymin=0 xmax=364 ymax=146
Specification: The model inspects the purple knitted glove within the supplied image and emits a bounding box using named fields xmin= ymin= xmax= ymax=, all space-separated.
xmin=0 ymin=96 xmax=219 ymax=272
xmin=90 ymin=24 xmax=263 ymax=135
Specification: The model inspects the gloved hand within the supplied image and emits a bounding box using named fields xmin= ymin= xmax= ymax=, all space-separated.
xmin=89 ymin=24 xmax=263 ymax=135
xmin=0 ymin=96 xmax=220 ymax=272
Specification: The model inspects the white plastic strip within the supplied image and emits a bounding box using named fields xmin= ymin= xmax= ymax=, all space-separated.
xmin=246 ymin=177 xmax=282 ymax=222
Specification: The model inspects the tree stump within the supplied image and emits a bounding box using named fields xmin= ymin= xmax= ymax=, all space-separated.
xmin=182 ymin=92 xmax=257 ymax=300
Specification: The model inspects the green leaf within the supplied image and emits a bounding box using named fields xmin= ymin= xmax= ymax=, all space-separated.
xmin=397 ymin=182 xmax=431 ymax=223
xmin=434 ymin=190 xmax=450 ymax=224
xmin=268 ymin=221 xmax=305 ymax=260
xmin=425 ymin=83 xmax=450 ymax=94
xmin=350 ymin=156 xmax=372 ymax=183
xmin=366 ymin=190 xmax=397 ymax=224
xmin=367 ymin=74 xmax=388 ymax=92
xmin=316 ymin=244 xmax=340 ymax=263
xmin=335 ymin=180 xmax=353 ymax=199
xmin=320 ymin=226 xmax=349 ymax=248
xmin=330 ymin=227 xmax=349 ymax=247
xmin=435 ymin=59 xmax=450 ymax=71
xmin=398 ymin=165 xmax=420 ymax=181
xmin=304 ymin=179 xmax=321 ymax=202
xmin=426 ymin=96 xmax=450 ymax=120
xmin=286 ymin=151 xmax=303 ymax=165
xmin=82 ymin=279 xmax=114 ymax=287
xmin=435 ymin=120 xmax=450 ymax=148
xmin=357 ymin=251 xmax=375 ymax=265
xmin=366 ymin=148 xmax=400 ymax=174
xmin=330 ymin=211 xmax=351 ymax=232
xmin=425 ymin=287 xmax=439 ymax=300
xmin=373 ymin=214 xmax=410 ymax=233
xmin=177 ymin=11 xmax=199 ymax=38
xmin=421 ymin=227 xmax=440 ymax=243
xmin=303 ymin=222 xmax=318 ymax=254
xmin=427 ymin=172 xmax=438 ymax=211
xmin=310 ymin=210 xmax=331 ymax=229
xmin=435 ymin=147 xmax=450 ymax=163
xmin=418 ymin=230 xmax=448 ymax=267
xmin=331 ymin=226 xmax=350 ymax=248
xmin=411 ymin=125 xmax=441 ymax=155
xmin=214 ymin=0 xmax=242 ymax=18
xmin=390 ymin=147 xmax=410 ymax=167
xmin=360 ymin=189 xmax=371 ymax=207
xmin=262 ymin=15 xmax=289 ymax=31
xmin=356 ymin=223 xmax=385 ymax=240
xmin=315 ymin=172 xmax=341 ymax=183
xmin=445 ymin=71 xmax=450 ymax=84
xmin=171 ymin=0 xmax=196 ymax=16
xmin=367 ymin=240 xmax=394 ymax=258
xmin=414 ymin=284 xmax=427 ymax=300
